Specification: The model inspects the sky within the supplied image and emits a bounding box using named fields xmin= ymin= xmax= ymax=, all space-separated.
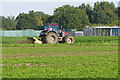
xmin=0 ymin=0 xmax=119 ymax=18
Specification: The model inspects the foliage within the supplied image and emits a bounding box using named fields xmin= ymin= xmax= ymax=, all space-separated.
xmin=110 ymin=20 xmax=119 ymax=26
xmin=52 ymin=5 xmax=90 ymax=30
xmin=79 ymin=3 xmax=93 ymax=23
xmin=79 ymin=2 xmax=118 ymax=26
xmin=1 ymin=16 xmax=16 ymax=30
xmin=16 ymin=10 xmax=43 ymax=30
xmin=92 ymin=2 xmax=118 ymax=25
xmin=34 ymin=11 xmax=45 ymax=18
xmin=42 ymin=14 xmax=52 ymax=25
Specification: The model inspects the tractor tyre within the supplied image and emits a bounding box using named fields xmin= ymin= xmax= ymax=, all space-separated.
xmin=45 ymin=32 xmax=58 ymax=44
xmin=64 ymin=35 xmax=74 ymax=43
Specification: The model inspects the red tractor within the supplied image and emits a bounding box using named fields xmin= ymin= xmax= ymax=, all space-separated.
xmin=28 ymin=24 xmax=74 ymax=44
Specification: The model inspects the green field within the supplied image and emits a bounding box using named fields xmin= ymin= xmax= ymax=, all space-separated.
xmin=1 ymin=36 xmax=118 ymax=78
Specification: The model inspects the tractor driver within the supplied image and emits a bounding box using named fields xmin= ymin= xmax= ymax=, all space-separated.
xmin=59 ymin=26 xmax=63 ymax=37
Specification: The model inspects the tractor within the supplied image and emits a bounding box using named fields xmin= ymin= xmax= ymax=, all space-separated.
xmin=27 ymin=24 xmax=74 ymax=44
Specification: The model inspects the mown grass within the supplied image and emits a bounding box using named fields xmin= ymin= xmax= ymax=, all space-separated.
xmin=2 ymin=36 xmax=118 ymax=44
xmin=2 ymin=37 xmax=27 ymax=44
xmin=2 ymin=45 xmax=118 ymax=54
xmin=2 ymin=54 xmax=118 ymax=78
xmin=1 ymin=36 xmax=119 ymax=78
xmin=74 ymin=36 xmax=118 ymax=43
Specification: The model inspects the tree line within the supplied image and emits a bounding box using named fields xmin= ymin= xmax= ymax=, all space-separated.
xmin=1 ymin=1 xmax=119 ymax=30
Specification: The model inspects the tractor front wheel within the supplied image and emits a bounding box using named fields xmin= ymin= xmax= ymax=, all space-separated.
xmin=64 ymin=35 xmax=74 ymax=43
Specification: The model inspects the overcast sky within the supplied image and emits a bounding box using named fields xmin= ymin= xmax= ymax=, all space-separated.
xmin=0 ymin=0 xmax=119 ymax=17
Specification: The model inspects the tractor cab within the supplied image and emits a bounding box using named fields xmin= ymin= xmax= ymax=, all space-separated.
xmin=44 ymin=24 xmax=59 ymax=34
xmin=42 ymin=24 xmax=68 ymax=37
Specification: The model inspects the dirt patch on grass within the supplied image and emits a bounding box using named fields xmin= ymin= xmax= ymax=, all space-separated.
xmin=2 ymin=51 xmax=118 ymax=58
xmin=17 ymin=40 xmax=34 ymax=44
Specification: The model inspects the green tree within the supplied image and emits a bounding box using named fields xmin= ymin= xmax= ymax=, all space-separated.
xmin=53 ymin=5 xmax=90 ymax=30
xmin=92 ymin=1 xmax=118 ymax=25
xmin=16 ymin=10 xmax=43 ymax=30
xmin=79 ymin=4 xmax=93 ymax=23
xmin=34 ymin=11 xmax=45 ymax=18
xmin=110 ymin=20 xmax=119 ymax=26
xmin=79 ymin=3 xmax=86 ymax=11
xmin=42 ymin=14 xmax=52 ymax=25
xmin=2 ymin=16 xmax=16 ymax=30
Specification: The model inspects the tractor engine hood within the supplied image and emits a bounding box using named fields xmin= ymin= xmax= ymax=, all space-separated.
xmin=62 ymin=31 xmax=69 ymax=36
xmin=39 ymin=30 xmax=47 ymax=36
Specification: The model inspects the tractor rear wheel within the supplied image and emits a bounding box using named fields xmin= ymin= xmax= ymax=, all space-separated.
xmin=64 ymin=35 xmax=74 ymax=43
xmin=45 ymin=32 xmax=58 ymax=44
